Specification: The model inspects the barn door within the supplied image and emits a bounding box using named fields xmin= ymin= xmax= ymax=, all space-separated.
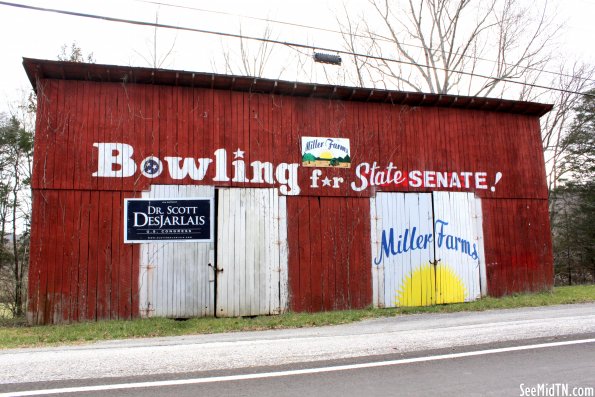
xmin=371 ymin=191 xmax=485 ymax=308
xmin=433 ymin=192 xmax=485 ymax=302
xmin=371 ymin=193 xmax=435 ymax=308
xmin=216 ymin=188 xmax=288 ymax=317
xmin=139 ymin=185 xmax=215 ymax=318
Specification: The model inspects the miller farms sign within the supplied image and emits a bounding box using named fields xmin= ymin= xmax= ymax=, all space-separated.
xmin=301 ymin=137 xmax=351 ymax=168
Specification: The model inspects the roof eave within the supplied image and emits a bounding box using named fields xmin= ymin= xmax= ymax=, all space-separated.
xmin=23 ymin=57 xmax=553 ymax=117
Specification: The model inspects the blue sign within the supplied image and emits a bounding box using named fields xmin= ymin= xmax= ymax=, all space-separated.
xmin=124 ymin=198 xmax=214 ymax=243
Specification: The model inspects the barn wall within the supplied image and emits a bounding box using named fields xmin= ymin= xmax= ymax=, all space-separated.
xmin=287 ymin=196 xmax=372 ymax=312
xmin=27 ymin=190 xmax=139 ymax=324
xmin=32 ymin=79 xmax=548 ymax=200
xmin=28 ymin=77 xmax=552 ymax=323
xmin=482 ymin=198 xmax=553 ymax=296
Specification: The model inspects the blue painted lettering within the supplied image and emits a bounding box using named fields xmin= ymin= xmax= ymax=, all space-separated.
xmin=435 ymin=219 xmax=448 ymax=248
xmin=374 ymin=228 xmax=398 ymax=265
xmin=423 ymin=233 xmax=433 ymax=249
xmin=446 ymin=235 xmax=454 ymax=249
xmin=415 ymin=235 xmax=424 ymax=250
xmin=374 ymin=218 xmax=479 ymax=265
xmin=402 ymin=228 xmax=410 ymax=252
xmin=373 ymin=226 xmax=432 ymax=265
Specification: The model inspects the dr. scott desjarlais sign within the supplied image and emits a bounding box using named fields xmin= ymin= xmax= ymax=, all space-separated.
xmin=124 ymin=198 xmax=214 ymax=243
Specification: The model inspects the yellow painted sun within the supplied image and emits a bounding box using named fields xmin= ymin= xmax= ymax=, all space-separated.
xmin=395 ymin=263 xmax=467 ymax=307
xmin=319 ymin=151 xmax=333 ymax=159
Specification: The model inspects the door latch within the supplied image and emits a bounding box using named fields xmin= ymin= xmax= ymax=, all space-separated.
xmin=208 ymin=263 xmax=224 ymax=273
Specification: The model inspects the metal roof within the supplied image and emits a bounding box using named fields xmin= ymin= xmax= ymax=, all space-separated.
xmin=23 ymin=57 xmax=553 ymax=117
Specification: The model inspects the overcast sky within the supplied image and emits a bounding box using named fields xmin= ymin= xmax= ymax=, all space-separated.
xmin=1 ymin=0 xmax=594 ymax=113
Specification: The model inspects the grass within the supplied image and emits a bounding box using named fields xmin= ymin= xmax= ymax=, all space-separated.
xmin=0 ymin=285 xmax=593 ymax=350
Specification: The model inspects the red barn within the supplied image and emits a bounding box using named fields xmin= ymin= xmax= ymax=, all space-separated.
xmin=23 ymin=58 xmax=553 ymax=324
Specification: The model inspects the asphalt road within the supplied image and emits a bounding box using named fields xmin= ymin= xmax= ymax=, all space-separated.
xmin=1 ymin=303 xmax=594 ymax=396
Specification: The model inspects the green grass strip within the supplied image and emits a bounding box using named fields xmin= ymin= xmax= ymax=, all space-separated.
xmin=0 ymin=285 xmax=593 ymax=350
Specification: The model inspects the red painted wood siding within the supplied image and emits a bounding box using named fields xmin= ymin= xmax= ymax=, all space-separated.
xmin=28 ymin=77 xmax=552 ymax=323
xmin=287 ymin=196 xmax=372 ymax=312
xmin=482 ymin=198 xmax=553 ymax=296
xmin=27 ymin=190 xmax=139 ymax=324
xmin=32 ymin=80 xmax=547 ymax=200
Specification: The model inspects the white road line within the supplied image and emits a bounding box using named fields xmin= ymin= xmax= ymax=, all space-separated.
xmin=3 ymin=338 xmax=594 ymax=396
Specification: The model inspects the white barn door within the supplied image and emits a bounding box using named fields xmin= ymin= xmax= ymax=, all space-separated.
xmin=139 ymin=185 xmax=215 ymax=318
xmin=371 ymin=193 xmax=434 ymax=308
xmin=371 ymin=191 xmax=485 ymax=307
xmin=216 ymin=188 xmax=288 ymax=317
xmin=433 ymin=192 xmax=485 ymax=302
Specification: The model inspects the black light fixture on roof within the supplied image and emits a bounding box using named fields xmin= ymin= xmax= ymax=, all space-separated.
xmin=313 ymin=52 xmax=342 ymax=66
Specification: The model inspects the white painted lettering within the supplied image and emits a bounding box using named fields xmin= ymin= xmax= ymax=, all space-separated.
xmin=460 ymin=172 xmax=473 ymax=188
xmin=351 ymin=163 xmax=369 ymax=192
xmin=276 ymin=163 xmax=300 ymax=195
xmin=163 ymin=157 xmax=212 ymax=180
xmin=332 ymin=177 xmax=344 ymax=188
xmin=250 ymin=161 xmax=274 ymax=184
xmin=310 ymin=169 xmax=322 ymax=188
xmin=409 ymin=170 xmax=422 ymax=187
xmin=232 ymin=159 xmax=248 ymax=182
xmin=423 ymin=171 xmax=436 ymax=188
xmin=92 ymin=143 xmax=136 ymax=177
xmin=449 ymin=172 xmax=461 ymax=188
xmin=436 ymin=172 xmax=448 ymax=188
xmin=475 ymin=172 xmax=488 ymax=189
xmin=213 ymin=149 xmax=229 ymax=181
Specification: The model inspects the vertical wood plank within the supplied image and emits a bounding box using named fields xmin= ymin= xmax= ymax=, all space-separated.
xmin=320 ymin=197 xmax=333 ymax=311
xmin=246 ymin=189 xmax=256 ymax=316
xmin=278 ymin=195 xmax=289 ymax=313
xmin=27 ymin=190 xmax=48 ymax=324
xmin=76 ymin=191 xmax=90 ymax=321
xmin=370 ymin=196 xmax=380 ymax=308
xmin=86 ymin=192 xmax=99 ymax=320
xmin=309 ymin=196 xmax=323 ymax=312
xmin=216 ymin=188 xmax=230 ymax=316
xmin=43 ymin=190 xmax=58 ymax=323
xmin=65 ymin=190 xmax=79 ymax=322
xmin=55 ymin=80 xmax=71 ymax=190
xmin=31 ymin=80 xmax=50 ymax=190
xmin=297 ymin=197 xmax=312 ymax=311
xmin=287 ymin=197 xmax=302 ymax=312
xmin=110 ymin=192 xmax=121 ymax=319
xmin=96 ymin=191 xmax=113 ymax=319
xmin=55 ymin=191 xmax=70 ymax=323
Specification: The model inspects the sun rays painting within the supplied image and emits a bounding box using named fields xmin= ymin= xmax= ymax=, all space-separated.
xmin=395 ymin=262 xmax=467 ymax=307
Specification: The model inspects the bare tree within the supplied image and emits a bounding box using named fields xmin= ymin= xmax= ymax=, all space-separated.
xmin=338 ymin=0 xmax=559 ymax=96
xmin=134 ymin=10 xmax=177 ymax=69
xmin=337 ymin=0 xmax=595 ymax=212
xmin=217 ymin=24 xmax=284 ymax=78
xmin=336 ymin=4 xmax=375 ymax=88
